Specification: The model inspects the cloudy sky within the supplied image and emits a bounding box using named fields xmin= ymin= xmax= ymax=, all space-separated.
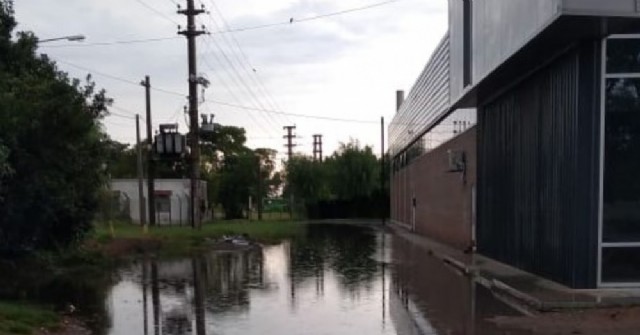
xmin=14 ymin=0 xmax=448 ymax=159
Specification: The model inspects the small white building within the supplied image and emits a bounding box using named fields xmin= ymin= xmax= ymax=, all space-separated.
xmin=110 ymin=179 xmax=208 ymax=225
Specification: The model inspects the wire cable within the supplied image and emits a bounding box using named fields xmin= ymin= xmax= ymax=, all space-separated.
xmin=214 ymin=0 xmax=403 ymax=34
xmin=205 ymin=0 xmax=293 ymax=126
xmin=40 ymin=36 xmax=180 ymax=48
xmin=197 ymin=25 xmax=284 ymax=137
xmin=207 ymin=99 xmax=378 ymax=124
xmin=199 ymin=32 xmax=284 ymax=132
xmin=52 ymin=57 xmax=408 ymax=125
xmin=134 ymin=0 xmax=180 ymax=25
xmin=54 ymin=59 xmax=186 ymax=97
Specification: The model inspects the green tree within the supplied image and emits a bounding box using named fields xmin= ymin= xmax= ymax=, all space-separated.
xmin=284 ymin=140 xmax=387 ymax=218
xmin=0 ymin=0 xmax=112 ymax=251
xmin=217 ymin=148 xmax=255 ymax=219
xmin=217 ymin=147 xmax=280 ymax=219
xmin=285 ymin=155 xmax=330 ymax=203
xmin=103 ymin=139 xmax=137 ymax=178
xmin=200 ymin=124 xmax=249 ymax=212
xmin=325 ymin=141 xmax=380 ymax=200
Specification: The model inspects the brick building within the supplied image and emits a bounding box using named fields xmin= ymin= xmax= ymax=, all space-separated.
xmin=390 ymin=0 xmax=640 ymax=288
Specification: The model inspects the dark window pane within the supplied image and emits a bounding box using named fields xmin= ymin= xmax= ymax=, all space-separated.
xmin=604 ymin=78 xmax=640 ymax=242
xmin=463 ymin=0 xmax=472 ymax=86
xmin=607 ymin=39 xmax=640 ymax=73
xmin=156 ymin=196 xmax=171 ymax=213
xmin=602 ymin=247 xmax=640 ymax=283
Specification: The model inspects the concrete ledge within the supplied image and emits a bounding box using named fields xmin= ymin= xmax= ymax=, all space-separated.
xmin=388 ymin=221 xmax=640 ymax=312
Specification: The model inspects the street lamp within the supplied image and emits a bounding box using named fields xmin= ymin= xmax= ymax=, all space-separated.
xmin=38 ymin=35 xmax=86 ymax=44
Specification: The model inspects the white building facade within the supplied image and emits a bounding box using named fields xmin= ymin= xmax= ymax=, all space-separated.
xmin=110 ymin=179 xmax=208 ymax=225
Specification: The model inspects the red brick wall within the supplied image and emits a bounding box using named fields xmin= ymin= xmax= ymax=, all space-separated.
xmin=391 ymin=127 xmax=477 ymax=250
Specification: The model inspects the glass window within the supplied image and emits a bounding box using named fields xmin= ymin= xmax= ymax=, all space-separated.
xmin=602 ymin=247 xmax=640 ymax=283
xmin=603 ymin=78 xmax=640 ymax=242
xmin=607 ymin=38 xmax=640 ymax=73
xmin=463 ymin=0 xmax=472 ymax=86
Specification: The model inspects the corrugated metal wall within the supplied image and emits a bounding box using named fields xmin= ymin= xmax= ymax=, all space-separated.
xmin=477 ymin=42 xmax=601 ymax=288
xmin=389 ymin=34 xmax=450 ymax=156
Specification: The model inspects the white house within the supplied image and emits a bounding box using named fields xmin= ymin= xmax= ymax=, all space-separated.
xmin=110 ymin=179 xmax=208 ymax=225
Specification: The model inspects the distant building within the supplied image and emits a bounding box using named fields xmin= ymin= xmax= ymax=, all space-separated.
xmin=390 ymin=0 xmax=640 ymax=288
xmin=110 ymin=179 xmax=208 ymax=225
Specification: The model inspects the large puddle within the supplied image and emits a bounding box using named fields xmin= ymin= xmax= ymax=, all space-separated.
xmin=8 ymin=224 xmax=531 ymax=334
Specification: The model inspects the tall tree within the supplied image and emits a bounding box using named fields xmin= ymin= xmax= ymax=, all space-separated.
xmin=325 ymin=141 xmax=379 ymax=200
xmin=0 ymin=0 xmax=112 ymax=251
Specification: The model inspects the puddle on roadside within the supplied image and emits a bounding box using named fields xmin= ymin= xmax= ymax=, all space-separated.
xmin=2 ymin=224 xmax=530 ymax=334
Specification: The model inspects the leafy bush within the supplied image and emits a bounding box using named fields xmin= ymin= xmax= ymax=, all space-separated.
xmin=0 ymin=1 xmax=111 ymax=251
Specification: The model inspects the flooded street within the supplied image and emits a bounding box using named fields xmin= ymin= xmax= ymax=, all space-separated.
xmin=87 ymin=224 xmax=525 ymax=335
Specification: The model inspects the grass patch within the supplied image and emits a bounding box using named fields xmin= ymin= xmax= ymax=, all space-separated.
xmin=91 ymin=220 xmax=306 ymax=257
xmin=0 ymin=301 xmax=60 ymax=335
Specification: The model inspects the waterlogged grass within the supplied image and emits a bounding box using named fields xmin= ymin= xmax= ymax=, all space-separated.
xmin=0 ymin=301 xmax=59 ymax=335
xmin=92 ymin=220 xmax=306 ymax=256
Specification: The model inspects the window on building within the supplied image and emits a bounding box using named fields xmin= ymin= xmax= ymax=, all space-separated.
xmin=602 ymin=37 xmax=640 ymax=284
xmin=463 ymin=0 xmax=472 ymax=87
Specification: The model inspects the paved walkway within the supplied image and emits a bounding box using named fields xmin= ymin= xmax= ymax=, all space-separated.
xmin=388 ymin=222 xmax=640 ymax=311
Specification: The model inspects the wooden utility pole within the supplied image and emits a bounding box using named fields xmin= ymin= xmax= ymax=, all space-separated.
xmin=141 ymin=76 xmax=156 ymax=227
xmin=136 ymin=114 xmax=147 ymax=227
xmin=179 ymin=0 xmax=205 ymax=229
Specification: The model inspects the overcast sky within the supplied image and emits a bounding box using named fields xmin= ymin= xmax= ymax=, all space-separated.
xmin=14 ymin=0 xmax=448 ymax=159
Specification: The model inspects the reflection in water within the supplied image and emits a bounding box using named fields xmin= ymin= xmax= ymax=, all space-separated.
xmin=104 ymin=224 xmax=523 ymax=335
xmin=390 ymin=233 xmax=527 ymax=335
xmin=193 ymin=257 xmax=206 ymax=335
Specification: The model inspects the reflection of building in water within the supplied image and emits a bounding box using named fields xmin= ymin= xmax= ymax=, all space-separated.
xmin=390 ymin=234 xmax=524 ymax=335
xmin=144 ymin=260 xmax=194 ymax=335
xmin=162 ymin=309 xmax=192 ymax=335
xmin=201 ymin=249 xmax=263 ymax=313
xmin=389 ymin=280 xmax=437 ymax=335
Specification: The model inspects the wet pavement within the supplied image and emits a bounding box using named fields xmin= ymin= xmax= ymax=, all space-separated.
xmin=94 ymin=224 xmax=525 ymax=335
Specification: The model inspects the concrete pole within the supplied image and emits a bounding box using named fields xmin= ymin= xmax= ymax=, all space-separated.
xmin=136 ymin=114 xmax=147 ymax=226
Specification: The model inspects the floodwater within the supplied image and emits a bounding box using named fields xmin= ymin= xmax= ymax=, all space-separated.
xmin=88 ymin=224 xmax=525 ymax=335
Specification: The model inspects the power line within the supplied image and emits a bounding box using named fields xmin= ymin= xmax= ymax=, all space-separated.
xmin=197 ymin=20 xmax=284 ymax=137
xmin=205 ymin=0 xmax=293 ymax=126
xmin=198 ymin=44 xmax=276 ymax=137
xmin=52 ymin=58 xmax=413 ymax=126
xmin=103 ymin=119 xmax=135 ymax=128
xmin=37 ymin=0 xmax=404 ymax=51
xmin=134 ymin=0 xmax=180 ymax=25
xmin=108 ymin=112 xmax=136 ymax=120
xmin=40 ymin=36 xmax=180 ymax=48
xmin=54 ymin=59 xmax=186 ymax=97
xmin=198 ymin=28 xmax=282 ymax=131
xmin=214 ymin=0 xmax=403 ymax=34
xmin=206 ymin=99 xmax=378 ymax=124
xmin=110 ymin=105 xmax=148 ymax=122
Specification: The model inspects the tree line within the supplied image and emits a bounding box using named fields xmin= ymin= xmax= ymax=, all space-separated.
xmin=106 ymin=129 xmax=388 ymax=220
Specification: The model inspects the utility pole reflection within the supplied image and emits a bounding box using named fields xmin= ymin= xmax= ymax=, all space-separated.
xmin=192 ymin=257 xmax=207 ymax=335
xmin=142 ymin=260 xmax=149 ymax=335
xmin=151 ymin=261 xmax=160 ymax=335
